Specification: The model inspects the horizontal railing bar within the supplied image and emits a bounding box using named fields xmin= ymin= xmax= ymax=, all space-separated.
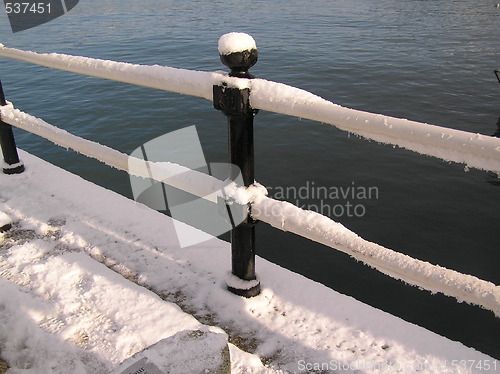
xmin=0 ymin=104 xmax=222 ymax=203
xmin=250 ymin=79 xmax=500 ymax=174
xmin=250 ymin=194 xmax=500 ymax=316
xmin=1 ymin=103 xmax=498 ymax=315
xmin=1 ymin=45 xmax=499 ymax=174
xmin=0 ymin=45 xmax=214 ymax=101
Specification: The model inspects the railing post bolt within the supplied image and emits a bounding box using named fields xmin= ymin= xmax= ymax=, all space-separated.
xmin=213 ymin=33 xmax=260 ymax=297
xmin=0 ymin=80 xmax=24 ymax=174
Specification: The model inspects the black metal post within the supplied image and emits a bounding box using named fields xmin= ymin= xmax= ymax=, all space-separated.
xmin=0 ymin=80 xmax=24 ymax=174
xmin=213 ymin=34 xmax=260 ymax=297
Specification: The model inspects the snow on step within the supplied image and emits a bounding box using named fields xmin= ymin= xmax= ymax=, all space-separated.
xmin=0 ymin=249 xmax=203 ymax=373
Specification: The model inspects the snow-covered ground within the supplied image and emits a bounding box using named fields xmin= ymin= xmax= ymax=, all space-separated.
xmin=0 ymin=150 xmax=497 ymax=373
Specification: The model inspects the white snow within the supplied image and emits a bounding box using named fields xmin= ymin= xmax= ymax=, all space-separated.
xmin=1 ymin=160 xmax=23 ymax=171
xmin=218 ymin=33 xmax=257 ymax=55
xmin=212 ymin=71 xmax=252 ymax=90
xmin=1 ymin=43 xmax=500 ymax=371
xmin=222 ymin=181 xmax=268 ymax=205
xmin=111 ymin=326 xmax=230 ymax=374
xmin=0 ymin=251 xmax=201 ymax=373
xmin=225 ymin=272 xmax=260 ymax=291
xmin=0 ymin=149 xmax=497 ymax=373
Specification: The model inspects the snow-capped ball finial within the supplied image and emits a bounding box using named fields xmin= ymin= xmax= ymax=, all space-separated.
xmin=218 ymin=33 xmax=258 ymax=79
xmin=218 ymin=32 xmax=257 ymax=56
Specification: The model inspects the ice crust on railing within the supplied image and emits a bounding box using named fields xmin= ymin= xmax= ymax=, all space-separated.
xmin=250 ymin=193 xmax=500 ymax=316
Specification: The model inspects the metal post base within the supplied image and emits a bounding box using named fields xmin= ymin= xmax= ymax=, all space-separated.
xmin=225 ymin=271 xmax=260 ymax=298
xmin=3 ymin=163 xmax=25 ymax=175
xmin=227 ymin=283 xmax=261 ymax=298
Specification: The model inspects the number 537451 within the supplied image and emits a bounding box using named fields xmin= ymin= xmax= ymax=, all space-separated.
xmin=5 ymin=2 xmax=52 ymax=14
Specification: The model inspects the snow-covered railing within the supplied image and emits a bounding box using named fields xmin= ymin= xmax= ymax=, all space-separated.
xmin=1 ymin=34 xmax=499 ymax=315
xmin=1 ymin=103 xmax=498 ymax=316
xmin=0 ymin=103 xmax=223 ymax=203
xmin=250 ymin=195 xmax=500 ymax=316
xmin=1 ymin=43 xmax=500 ymax=174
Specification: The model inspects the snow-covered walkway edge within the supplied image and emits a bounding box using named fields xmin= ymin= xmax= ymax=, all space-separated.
xmin=0 ymin=150 xmax=497 ymax=373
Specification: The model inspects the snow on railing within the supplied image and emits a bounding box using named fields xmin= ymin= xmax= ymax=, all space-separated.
xmin=249 ymin=80 xmax=500 ymax=174
xmin=0 ymin=44 xmax=214 ymax=100
xmin=1 ymin=38 xmax=499 ymax=313
xmin=0 ymin=103 xmax=222 ymax=203
xmin=1 ymin=44 xmax=500 ymax=174
xmin=250 ymin=195 xmax=500 ymax=316
xmin=1 ymin=103 xmax=499 ymax=316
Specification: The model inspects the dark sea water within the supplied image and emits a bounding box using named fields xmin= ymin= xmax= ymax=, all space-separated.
xmin=1 ymin=0 xmax=499 ymax=359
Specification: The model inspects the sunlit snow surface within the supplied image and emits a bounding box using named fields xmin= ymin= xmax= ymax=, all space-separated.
xmin=0 ymin=150 xmax=496 ymax=373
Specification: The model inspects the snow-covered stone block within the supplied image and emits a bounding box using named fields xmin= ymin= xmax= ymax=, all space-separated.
xmin=112 ymin=328 xmax=231 ymax=374
xmin=0 ymin=211 xmax=12 ymax=232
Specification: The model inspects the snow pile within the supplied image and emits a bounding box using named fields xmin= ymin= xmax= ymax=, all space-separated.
xmin=0 ymin=150 xmax=496 ymax=373
xmin=218 ymin=33 xmax=257 ymax=55
xmin=212 ymin=71 xmax=252 ymax=90
xmin=222 ymin=181 xmax=268 ymax=206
